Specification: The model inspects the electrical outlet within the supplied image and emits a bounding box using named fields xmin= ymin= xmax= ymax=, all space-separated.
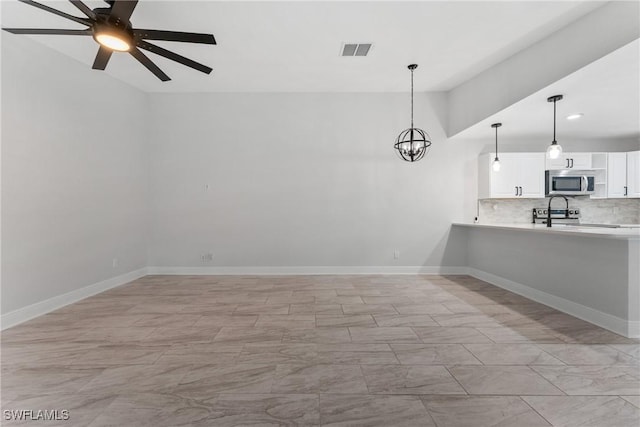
xmin=201 ymin=253 xmax=214 ymax=263
xmin=394 ymin=250 xmax=400 ymax=259
xmin=112 ymin=258 xmax=118 ymax=268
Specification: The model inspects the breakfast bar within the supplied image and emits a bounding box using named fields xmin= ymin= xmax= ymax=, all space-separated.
xmin=454 ymin=223 xmax=640 ymax=338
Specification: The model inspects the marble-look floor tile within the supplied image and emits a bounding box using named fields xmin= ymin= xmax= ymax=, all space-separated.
xmin=393 ymin=304 xmax=453 ymax=315
xmin=5 ymin=393 xmax=116 ymax=427
xmin=70 ymin=344 xmax=167 ymax=366
xmin=411 ymin=327 xmax=492 ymax=344
xmin=342 ymin=304 xmax=398 ymax=315
xmin=254 ymin=314 xmax=316 ymax=329
xmin=523 ymin=396 xmax=640 ymax=427
xmin=373 ymin=314 xmax=437 ymax=327
xmin=315 ymin=296 xmax=364 ymax=305
xmin=131 ymin=314 xmax=202 ymax=328
xmin=193 ymin=314 xmax=258 ymax=328
xmin=2 ymin=367 xmax=104 ymax=402
xmin=552 ymin=325 xmax=639 ymax=344
xmin=391 ymin=344 xmax=482 ymax=365
xmin=289 ymin=304 xmax=343 ymax=314
xmin=272 ymin=364 xmax=368 ymax=394
xmin=195 ymin=393 xmax=320 ymax=426
xmin=361 ymin=365 xmax=466 ymax=395
xmin=233 ymin=304 xmax=290 ymax=315
xmin=537 ymin=344 xmax=639 ymax=366
xmin=237 ymin=344 xmax=318 ymax=364
xmin=349 ymin=327 xmax=421 ymax=343
xmin=89 ymin=392 xmax=317 ymax=427
xmin=464 ymin=344 xmax=565 ymax=365
xmin=609 ymin=344 xmax=640 ymax=359
xmin=448 ymin=366 xmax=563 ymax=395
xmin=314 ymin=351 xmax=399 ymax=365
xmin=315 ymin=315 xmax=375 ymax=328
xmin=283 ymin=328 xmax=351 ymax=344
xmin=174 ymin=364 xmax=277 ymax=397
xmin=79 ymin=364 xmax=189 ymax=395
xmin=141 ymin=327 xmax=218 ymax=346
xmin=320 ymin=394 xmax=434 ymax=427
xmin=621 ymin=395 xmax=640 ymax=408
xmin=532 ymin=365 xmax=640 ymax=395
xmin=477 ymin=327 xmax=565 ymax=343
xmin=422 ymin=396 xmax=551 ymax=427
xmin=432 ymin=314 xmax=502 ymax=328
xmin=212 ymin=327 xmax=284 ymax=344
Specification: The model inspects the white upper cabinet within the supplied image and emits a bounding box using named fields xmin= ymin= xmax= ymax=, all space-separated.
xmin=545 ymin=152 xmax=592 ymax=170
xmin=478 ymin=153 xmax=545 ymax=199
xmin=626 ymin=151 xmax=640 ymax=198
xmin=607 ymin=151 xmax=640 ymax=199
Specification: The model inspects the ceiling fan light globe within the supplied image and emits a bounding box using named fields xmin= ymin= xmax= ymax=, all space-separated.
xmin=547 ymin=143 xmax=562 ymax=159
xmin=94 ymin=32 xmax=131 ymax=51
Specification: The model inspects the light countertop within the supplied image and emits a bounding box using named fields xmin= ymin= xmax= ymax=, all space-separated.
xmin=453 ymin=222 xmax=640 ymax=239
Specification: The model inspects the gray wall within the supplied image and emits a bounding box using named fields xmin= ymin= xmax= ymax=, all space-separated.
xmin=146 ymin=92 xmax=469 ymax=268
xmin=1 ymin=34 xmax=150 ymax=313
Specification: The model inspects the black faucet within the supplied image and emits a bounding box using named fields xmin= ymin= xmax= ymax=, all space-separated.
xmin=546 ymin=195 xmax=569 ymax=227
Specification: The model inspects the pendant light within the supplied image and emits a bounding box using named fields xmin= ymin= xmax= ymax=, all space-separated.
xmin=546 ymin=95 xmax=563 ymax=159
xmin=394 ymin=64 xmax=431 ymax=162
xmin=491 ymin=123 xmax=502 ymax=172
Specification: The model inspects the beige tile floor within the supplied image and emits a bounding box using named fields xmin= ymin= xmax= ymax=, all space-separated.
xmin=1 ymin=275 xmax=639 ymax=426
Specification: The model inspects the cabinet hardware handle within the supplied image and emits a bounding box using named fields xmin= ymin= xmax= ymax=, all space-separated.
xmin=519 ymin=186 xmax=523 ymax=196
xmin=515 ymin=186 xmax=518 ymax=196
xmin=570 ymin=158 xmax=574 ymax=168
xmin=566 ymin=159 xmax=570 ymax=168
xmin=624 ymin=186 xmax=628 ymax=196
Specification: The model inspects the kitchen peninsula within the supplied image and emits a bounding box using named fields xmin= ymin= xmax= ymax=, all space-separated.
xmin=454 ymin=223 xmax=639 ymax=338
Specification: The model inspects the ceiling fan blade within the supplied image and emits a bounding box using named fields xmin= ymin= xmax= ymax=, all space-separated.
xmin=137 ymin=40 xmax=212 ymax=75
xmin=2 ymin=28 xmax=92 ymax=35
xmin=109 ymin=0 xmax=138 ymax=23
xmin=133 ymin=29 xmax=216 ymax=45
xmin=130 ymin=47 xmax=170 ymax=81
xmin=69 ymin=0 xmax=97 ymax=20
xmin=92 ymin=46 xmax=113 ymax=70
xmin=17 ymin=0 xmax=90 ymax=26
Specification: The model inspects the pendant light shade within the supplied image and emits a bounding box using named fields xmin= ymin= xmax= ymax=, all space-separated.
xmin=491 ymin=123 xmax=502 ymax=172
xmin=394 ymin=64 xmax=431 ymax=162
xmin=547 ymin=95 xmax=563 ymax=159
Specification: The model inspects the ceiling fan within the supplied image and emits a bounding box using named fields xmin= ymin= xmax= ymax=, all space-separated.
xmin=2 ymin=0 xmax=216 ymax=81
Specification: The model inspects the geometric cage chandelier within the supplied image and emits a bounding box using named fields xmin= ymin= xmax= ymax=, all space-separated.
xmin=394 ymin=64 xmax=431 ymax=162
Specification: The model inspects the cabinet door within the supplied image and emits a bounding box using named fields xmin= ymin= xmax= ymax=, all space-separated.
xmin=490 ymin=153 xmax=520 ymax=198
xmin=627 ymin=151 xmax=640 ymax=198
xmin=518 ymin=153 xmax=546 ymax=198
xmin=569 ymin=153 xmax=592 ymax=169
xmin=545 ymin=155 xmax=569 ymax=170
xmin=607 ymin=152 xmax=627 ymax=198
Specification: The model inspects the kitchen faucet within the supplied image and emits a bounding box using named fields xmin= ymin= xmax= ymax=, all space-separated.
xmin=546 ymin=195 xmax=569 ymax=227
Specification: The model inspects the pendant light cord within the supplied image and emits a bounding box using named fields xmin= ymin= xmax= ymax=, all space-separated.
xmin=410 ymin=68 xmax=414 ymax=129
xmin=552 ymin=98 xmax=557 ymax=143
xmin=495 ymin=126 xmax=498 ymax=157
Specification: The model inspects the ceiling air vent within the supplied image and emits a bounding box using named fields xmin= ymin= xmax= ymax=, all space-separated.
xmin=341 ymin=43 xmax=372 ymax=57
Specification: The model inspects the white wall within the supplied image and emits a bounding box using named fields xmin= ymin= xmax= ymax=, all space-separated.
xmin=1 ymin=34 xmax=149 ymax=313
xmin=146 ymin=92 xmax=469 ymax=270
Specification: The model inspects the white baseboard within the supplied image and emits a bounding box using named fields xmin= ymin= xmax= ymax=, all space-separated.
xmin=1 ymin=268 xmax=148 ymax=330
xmin=146 ymin=266 xmax=470 ymax=276
xmin=468 ymin=267 xmax=639 ymax=339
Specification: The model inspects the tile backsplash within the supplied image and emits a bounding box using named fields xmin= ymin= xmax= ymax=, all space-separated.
xmin=478 ymin=198 xmax=640 ymax=225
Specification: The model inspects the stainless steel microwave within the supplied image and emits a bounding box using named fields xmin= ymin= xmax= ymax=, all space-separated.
xmin=545 ymin=170 xmax=595 ymax=196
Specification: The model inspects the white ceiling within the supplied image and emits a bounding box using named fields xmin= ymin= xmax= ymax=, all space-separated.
xmin=452 ymin=39 xmax=640 ymax=142
xmin=1 ymin=0 xmax=605 ymax=92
